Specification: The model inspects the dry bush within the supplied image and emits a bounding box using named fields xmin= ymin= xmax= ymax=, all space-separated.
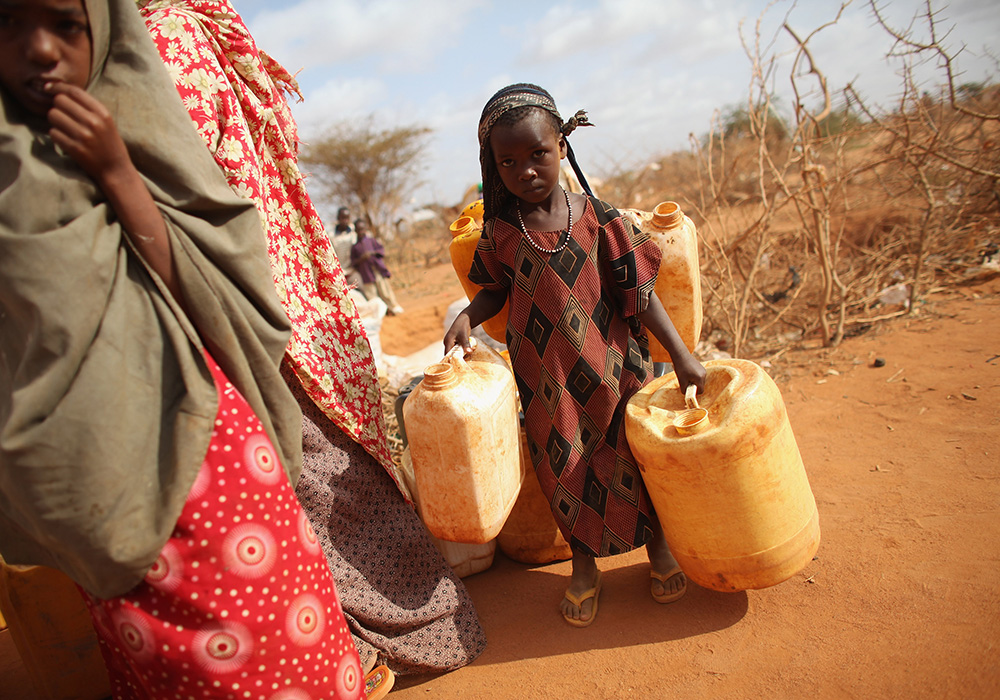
xmin=600 ymin=1 xmax=998 ymax=360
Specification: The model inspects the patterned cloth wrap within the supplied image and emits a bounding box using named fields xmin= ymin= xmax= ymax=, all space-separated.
xmin=137 ymin=0 xmax=397 ymax=484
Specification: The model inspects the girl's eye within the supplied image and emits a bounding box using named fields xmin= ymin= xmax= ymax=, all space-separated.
xmin=57 ymin=19 xmax=88 ymax=35
xmin=534 ymin=149 xmax=547 ymax=159
xmin=499 ymin=158 xmax=514 ymax=168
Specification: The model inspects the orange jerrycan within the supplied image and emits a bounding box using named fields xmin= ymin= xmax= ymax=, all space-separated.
xmin=403 ymin=342 xmax=523 ymax=543
xmin=625 ymin=359 xmax=819 ymax=591
xmin=621 ymin=201 xmax=702 ymax=358
xmin=460 ymin=198 xmax=485 ymax=228
xmin=399 ymin=448 xmax=496 ymax=577
xmin=0 ymin=558 xmax=111 ymax=699
xmin=497 ymin=429 xmax=573 ymax=564
xmin=448 ymin=215 xmax=509 ymax=343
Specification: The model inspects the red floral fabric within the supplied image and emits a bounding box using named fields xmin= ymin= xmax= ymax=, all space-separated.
xmin=137 ymin=0 xmax=395 ymax=480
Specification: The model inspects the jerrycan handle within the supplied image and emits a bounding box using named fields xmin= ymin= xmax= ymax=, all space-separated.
xmin=674 ymin=383 xmax=710 ymax=436
xmin=685 ymin=383 xmax=700 ymax=410
xmin=443 ymin=337 xmax=478 ymax=370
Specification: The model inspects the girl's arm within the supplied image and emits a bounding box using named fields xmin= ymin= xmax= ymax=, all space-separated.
xmin=638 ymin=293 xmax=707 ymax=392
xmin=46 ymin=83 xmax=185 ymax=305
xmin=444 ymin=288 xmax=506 ymax=353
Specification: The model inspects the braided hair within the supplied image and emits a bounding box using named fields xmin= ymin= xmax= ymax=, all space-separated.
xmin=477 ymin=83 xmax=593 ymax=222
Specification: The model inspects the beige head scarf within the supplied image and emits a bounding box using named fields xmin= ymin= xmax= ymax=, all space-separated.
xmin=0 ymin=0 xmax=301 ymax=597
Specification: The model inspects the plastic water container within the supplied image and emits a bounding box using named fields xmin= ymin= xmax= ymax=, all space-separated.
xmin=625 ymin=359 xmax=820 ymax=591
xmin=497 ymin=429 xmax=573 ymax=564
xmin=400 ymin=448 xmax=496 ymax=578
xmin=621 ymin=201 xmax=702 ymax=359
xmin=403 ymin=342 xmax=523 ymax=543
xmin=448 ymin=216 xmax=509 ymax=343
xmin=460 ymin=198 xmax=484 ymax=228
xmin=0 ymin=558 xmax=110 ymax=699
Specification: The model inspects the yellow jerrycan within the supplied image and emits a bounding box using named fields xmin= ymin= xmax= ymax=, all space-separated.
xmin=399 ymin=448 xmax=496 ymax=577
xmin=403 ymin=341 xmax=524 ymax=543
xmin=460 ymin=198 xmax=485 ymax=228
xmin=625 ymin=359 xmax=819 ymax=591
xmin=497 ymin=429 xmax=573 ymax=564
xmin=621 ymin=201 xmax=702 ymax=358
xmin=448 ymin=215 xmax=509 ymax=343
xmin=0 ymin=557 xmax=111 ymax=700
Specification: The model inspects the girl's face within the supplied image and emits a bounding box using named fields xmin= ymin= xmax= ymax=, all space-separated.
xmin=490 ymin=109 xmax=567 ymax=205
xmin=0 ymin=0 xmax=92 ymax=116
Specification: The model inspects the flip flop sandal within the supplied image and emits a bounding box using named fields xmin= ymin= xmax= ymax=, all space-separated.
xmin=562 ymin=571 xmax=602 ymax=628
xmin=651 ymin=565 xmax=687 ymax=604
xmin=365 ymin=664 xmax=394 ymax=700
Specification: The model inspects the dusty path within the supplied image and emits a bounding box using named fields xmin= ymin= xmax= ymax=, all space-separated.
xmin=382 ymin=277 xmax=1000 ymax=699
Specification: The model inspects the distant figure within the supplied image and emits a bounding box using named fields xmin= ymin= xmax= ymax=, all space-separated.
xmin=352 ymin=218 xmax=405 ymax=315
xmin=331 ymin=207 xmax=363 ymax=288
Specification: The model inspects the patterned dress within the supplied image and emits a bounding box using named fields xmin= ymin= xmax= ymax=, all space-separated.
xmin=469 ymin=197 xmax=662 ymax=557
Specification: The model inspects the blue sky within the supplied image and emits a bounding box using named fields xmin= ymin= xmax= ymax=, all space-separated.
xmin=230 ymin=0 xmax=999 ymax=210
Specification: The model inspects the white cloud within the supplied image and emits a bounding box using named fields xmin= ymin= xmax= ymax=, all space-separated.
xmin=236 ymin=0 xmax=999 ymax=208
xmin=248 ymin=0 xmax=485 ymax=74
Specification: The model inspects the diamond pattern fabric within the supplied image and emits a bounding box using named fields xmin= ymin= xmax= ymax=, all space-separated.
xmin=469 ymin=197 xmax=662 ymax=557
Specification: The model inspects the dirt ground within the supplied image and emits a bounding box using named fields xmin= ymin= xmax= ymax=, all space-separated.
xmin=381 ymin=264 xmax=1000 ymax=700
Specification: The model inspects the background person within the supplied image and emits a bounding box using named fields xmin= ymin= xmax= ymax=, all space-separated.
xmin=351 ymin=217 xmax=405 ymax=315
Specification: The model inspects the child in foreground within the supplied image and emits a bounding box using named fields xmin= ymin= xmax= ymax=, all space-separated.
xmin=0 ymin=0 xmax=364 ymax=696
xmin=445 ymin=83 xmax=707 ymax=627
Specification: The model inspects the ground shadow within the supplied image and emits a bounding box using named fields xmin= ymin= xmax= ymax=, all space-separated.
xmin=395 ymin=549 xmax=748 ymax=690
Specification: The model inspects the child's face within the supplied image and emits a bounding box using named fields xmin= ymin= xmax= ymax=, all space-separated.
xmin=0 ymin=0 xmax=92 ymax=117
xmin=490 ymin=109 xmax=567 ymax=205
xmin=355 ymin=221 xmax=369 ymax=236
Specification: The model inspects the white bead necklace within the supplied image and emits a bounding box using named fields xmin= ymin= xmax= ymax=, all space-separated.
xmin=516 ymin=188 xmax=573 ymax=254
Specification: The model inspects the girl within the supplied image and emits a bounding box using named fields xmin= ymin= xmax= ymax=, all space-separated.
xmin=445 ymin=84 xmax=707 ymax=627
xmin=0 ymin=0 xmax=364 ymax=697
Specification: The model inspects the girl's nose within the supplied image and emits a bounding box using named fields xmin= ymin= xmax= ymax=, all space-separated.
xmin=519 ymin=166 xmax=537 ymax=181
xmin=26 ymin=28 xmax=60 ymax=66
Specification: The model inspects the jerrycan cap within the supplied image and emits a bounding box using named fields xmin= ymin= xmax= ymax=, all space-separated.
xmin=673 ymin=383 xmax=709 ymax=436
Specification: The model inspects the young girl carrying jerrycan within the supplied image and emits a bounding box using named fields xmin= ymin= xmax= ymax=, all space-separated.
xmin=445 ymin=84 xmax=706 ymax=627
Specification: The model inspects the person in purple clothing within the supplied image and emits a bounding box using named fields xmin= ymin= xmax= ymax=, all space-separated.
xmin=351 ymin=218 xmax=405 ymax=315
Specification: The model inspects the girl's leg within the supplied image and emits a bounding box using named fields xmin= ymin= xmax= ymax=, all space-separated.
xmin=559 ymin=548 xmax=601 ymax=624
xmin=646 ymin=515 xmax=687 ymax=602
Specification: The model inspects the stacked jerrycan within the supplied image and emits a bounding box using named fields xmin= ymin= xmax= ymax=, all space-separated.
xmin=625 ymin=359 xmax=820 ymax=591
xmin=621 ymin=201 xmax=702 ymax=357
xmin=403 ymin=341 xmax=524 ymax=544
xmin=448 ymin=201 xmax=509 ymax=343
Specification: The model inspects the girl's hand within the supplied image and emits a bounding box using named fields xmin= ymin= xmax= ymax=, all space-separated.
xmin=46 ymin=83 xmax=131 ymax=182
xmin=444 ymin=312 xmax=474 ymax=355
xmin=672 ymin=353 xmax=707 ymax=395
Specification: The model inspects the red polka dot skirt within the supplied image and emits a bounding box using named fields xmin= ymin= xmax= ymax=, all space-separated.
xmin=80 ymin=353 xmax=364 ymax=699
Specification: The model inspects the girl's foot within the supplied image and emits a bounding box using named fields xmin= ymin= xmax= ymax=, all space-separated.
xmin=560 ymin=551 xmax=601 ymax=625
xmin=647 ymin=526 xmax=687 ymax=603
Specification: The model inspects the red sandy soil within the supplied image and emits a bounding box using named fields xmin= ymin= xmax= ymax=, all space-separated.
xmin=381 ymin=268 xmax=1000 ymax=700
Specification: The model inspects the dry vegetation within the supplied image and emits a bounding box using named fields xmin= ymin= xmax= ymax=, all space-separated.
xmin=380 ymin=1 xmax=998 ymax=362
xmin=598 ymin=1 xmax=999 ymax=359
